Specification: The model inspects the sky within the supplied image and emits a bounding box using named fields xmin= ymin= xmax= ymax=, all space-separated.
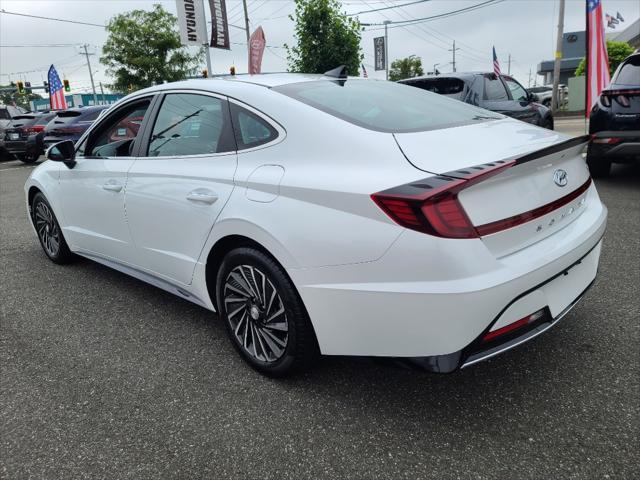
xmin=1 ymin=0 xmax=638 ymax=95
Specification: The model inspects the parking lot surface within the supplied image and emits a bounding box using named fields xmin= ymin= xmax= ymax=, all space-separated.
xmin=1 ymin=150 xmax=639 ymax=478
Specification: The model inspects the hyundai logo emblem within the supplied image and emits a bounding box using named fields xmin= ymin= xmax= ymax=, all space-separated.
xmin=553 ymin=169 xmax=568 ymax=187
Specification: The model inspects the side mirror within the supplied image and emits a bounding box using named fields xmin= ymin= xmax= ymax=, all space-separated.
xmin=46 ymin=140 xmax=76 ymax=168
xmin=529 ymin=92 xmax=539 ymax=103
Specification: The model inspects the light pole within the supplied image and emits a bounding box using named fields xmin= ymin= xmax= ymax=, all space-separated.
xmin=433 ymin=63 xmax=440 ymax=75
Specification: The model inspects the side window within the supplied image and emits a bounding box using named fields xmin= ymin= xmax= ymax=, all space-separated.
xmin=484 ymin=74 xmax=509 ymax=101
xmin=86 ymin=100 xmax=150 ymax=158
xmin=230 ymin=103 xmax=278 ymax=150
xmin=147 ymin=93 xmax=235 ymax=157
xmin=503 ymin=77 xmax=528 ymax=102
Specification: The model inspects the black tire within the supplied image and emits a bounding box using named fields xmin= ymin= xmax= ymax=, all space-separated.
xmin=31 ymin=193 xmax=75 ymax=264
xmin=20 ymin=150 xmax=40 ymax=164
xmin=216 ymin=247 xmax=318 ymax=377
xmin=586 ymin=153 xmax=612 ymax=178
xmin=541 ymin=117 xmax=554 ymax=130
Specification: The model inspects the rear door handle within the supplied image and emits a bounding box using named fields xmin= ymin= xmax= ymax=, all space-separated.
xmin=102 ymin=181 xmax=123 ymax=193
xmin=186 ymin=189 xmax=218 ymax=205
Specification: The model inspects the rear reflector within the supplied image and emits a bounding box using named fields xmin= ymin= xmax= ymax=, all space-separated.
xmin=592 ymin=136 xmax=622 ymax=145
xmin=483 ymin=309 xmax=546 ymax=342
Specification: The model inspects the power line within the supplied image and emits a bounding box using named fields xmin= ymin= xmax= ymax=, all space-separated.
xmin=347 ymin=0 xmax=431 ymax=16
xmin=364 ymin=0 xmax=505 ymax=30
xmin=0 ymin=10 xmax=105 ymax=28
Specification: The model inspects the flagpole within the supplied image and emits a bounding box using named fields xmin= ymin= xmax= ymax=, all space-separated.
xmin=584 ymin=0 xmax=589 ymax=133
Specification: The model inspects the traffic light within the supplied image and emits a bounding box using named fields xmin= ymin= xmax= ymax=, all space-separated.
xmin=63 ymin=79 xmax=70 ymax=92
xmin=202 ymin=68 xmax=208 ymax=78
xmin=25 ymin=82 xmax=32 ymax=94
xmin=17 ymin=81 xmax=25 ymax=94
xmin=229 ymin=66 xmax=236 ymax=75
xmin=44 ymin=81 xmax=50 ymax=94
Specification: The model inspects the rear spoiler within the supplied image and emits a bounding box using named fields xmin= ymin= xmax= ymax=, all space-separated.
xmin=441 ymin=134 xmax=590 ymax=180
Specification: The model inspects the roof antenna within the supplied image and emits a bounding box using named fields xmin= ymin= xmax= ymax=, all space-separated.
xmin=324 ymin=65 xmax=348 ymax=79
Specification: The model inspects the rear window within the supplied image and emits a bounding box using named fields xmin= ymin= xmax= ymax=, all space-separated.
xmin=613 ymin=56 xmax=639 ymax=86
xmin=35 ymin=114 xmax=56 ymax=125
xmin=0 ymin=109 xmax=10 ymax=120
xmin=273 ymin=80 xmax=501 ymax=133
xmin=404 ymin=78 xmax=466 ymax=99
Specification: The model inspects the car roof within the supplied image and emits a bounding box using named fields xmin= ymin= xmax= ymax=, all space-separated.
xmin=131 ymin=73 xmax=372 ymax=97
xmin=399 ymin=72 xmax=490 ymax=83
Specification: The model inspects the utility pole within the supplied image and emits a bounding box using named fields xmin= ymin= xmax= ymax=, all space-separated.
xmin=383 ymin=20 xmax=391 ymax=80
xmin=242 ymin=0 xmax=251 ymax=46
xmin=449 ymin=40 xmax=460 ymax=72
xmin=82 ymin=44 xmax=98 ymax=106
xmin=201 ymin=0 xmax=212 ymax=76
xmin=551 ymin=0 xmax=566 ymax=112
xmin=528 ymin=68 xmax=532 ymax=87
xmin=507 ymin=54 xmax=511 ymax=75
xmin=99 ymin=82 xmax=105 ymax=105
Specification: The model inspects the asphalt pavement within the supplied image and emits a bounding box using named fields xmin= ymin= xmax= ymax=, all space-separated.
xmin=1 ymin=145 xmax=639 ymax=479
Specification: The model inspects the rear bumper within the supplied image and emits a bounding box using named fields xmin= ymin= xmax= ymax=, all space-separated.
xmin=589 ymin=130 xmax=640 ymax=159
xmin=406 ymin=242 xmax=600 ymax=373
xmin=289 ymin=186 xmax=607 ymax=361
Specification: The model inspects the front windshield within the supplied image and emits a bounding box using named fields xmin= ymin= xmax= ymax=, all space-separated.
xmin=273 ymin=79 xmax=502 ymax=133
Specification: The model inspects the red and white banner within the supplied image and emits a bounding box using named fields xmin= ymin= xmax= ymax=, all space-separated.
xmin=248 ymin=26 xmax=266 ymax=75
xmin=586 ymin=0 xmax=610 ymax=117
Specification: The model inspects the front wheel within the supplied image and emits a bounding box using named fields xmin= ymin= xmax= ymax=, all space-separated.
xmin=20 ymin=150 xmax=40 ymax=164
xmin=31 ymin=193 xmax=75 ymax=264
xmin=216 ymin=247 xmax=318 ymax=377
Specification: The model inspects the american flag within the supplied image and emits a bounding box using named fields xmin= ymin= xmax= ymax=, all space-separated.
xmin=362 ymin=64 xmax=368 ymax=78
xmin=48 ymin=64 xmax=67 ymax=110
xmin=493 ymin=47 xmax=501 ymax=76
xmin=586 ymin=0 xmax=610 ymax=117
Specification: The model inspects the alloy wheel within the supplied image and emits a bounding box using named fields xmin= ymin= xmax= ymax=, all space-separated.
xmin=34 ymin=201 xmax=60 ymax=257
xmin=223 ymin=265 xmax=289 ymax=363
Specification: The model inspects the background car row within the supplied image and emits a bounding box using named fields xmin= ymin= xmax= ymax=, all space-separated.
xmin=0 ymin=105 xmax=107 ymax=163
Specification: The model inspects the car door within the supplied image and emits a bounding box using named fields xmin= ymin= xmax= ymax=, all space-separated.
xmin=480 ymin=73 xmax=514 ymax=116
xmin=502 ymin=76 xmax=539 ymax=124
xmin=124 ymin=91 xmax=238 ymax=285
xmin=58 ymin=96 xmax=154 ymax=263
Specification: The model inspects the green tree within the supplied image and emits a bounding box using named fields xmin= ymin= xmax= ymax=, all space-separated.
xmin=100 ymin=4 xmax=203 ymax=93
xmin=286 ymin=0 xmax=363 ymax=76
xmin=0 ymin=85 xmax=42 ymax=111
xmin=389 ymin=55 xmax=424 ymax=81
xmin=574 ymin=40 xmax=634 ymax=77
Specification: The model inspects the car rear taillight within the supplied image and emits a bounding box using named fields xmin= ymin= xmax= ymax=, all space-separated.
xmin=24 ymin=125 xmax=45 ymax=135
xmin=615 ymin=95 xmax=630 ymax=107
xmin=591 ymin=135 xmax=622 ymax=145
xmin=371 ymin=161 xmax=514 ymax=239
xmin=56 ymin=126 xmax=85 ymax=135
xmin=600 ymin=94 xmax=611 ymax=107
xmin=482 ymin=309 xmax=546 ymax=342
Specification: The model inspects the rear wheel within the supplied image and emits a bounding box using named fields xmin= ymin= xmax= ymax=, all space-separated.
xmin=586 ymin=153 xmax=611 ymax=178
xmin=216 ymin=247 xmax=318 ymax=377
xmin=20 ymin=150 xmax=40 ymax=164
xmin=31 ymin=193 xmax=74 ymax=264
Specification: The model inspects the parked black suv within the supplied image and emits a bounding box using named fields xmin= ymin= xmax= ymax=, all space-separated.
xmin=2 ymin=112 xmax=56 ymax=163
xmin=399 ymin=72 xmax=554 ymax=129
xmin=587 ymin=52 xmax=640 ymax=177
xmin=0 ymin=104 xmax=28 ymax=160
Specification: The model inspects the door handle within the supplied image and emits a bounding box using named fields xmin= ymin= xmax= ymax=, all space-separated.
xmin=186 ymin=189 xmax=218 ymax=205
xmin=102 ymin=181 xmax=123 ymax=193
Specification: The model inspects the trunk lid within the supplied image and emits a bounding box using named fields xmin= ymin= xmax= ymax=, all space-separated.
xmin=394 ymin=119 xmax=593 ymax=256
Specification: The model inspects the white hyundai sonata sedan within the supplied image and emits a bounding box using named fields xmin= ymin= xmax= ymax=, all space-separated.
xmin=25 ymin=73 xmax=607 ymax=376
